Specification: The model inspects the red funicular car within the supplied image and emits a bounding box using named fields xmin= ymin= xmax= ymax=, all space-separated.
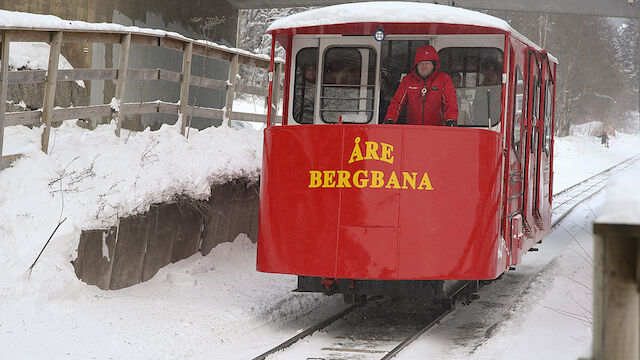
xmin=257 ymin=2 xmax=557 ymax=304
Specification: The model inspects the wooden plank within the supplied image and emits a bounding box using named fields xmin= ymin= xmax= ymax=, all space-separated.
xmin=141 ymin=205 xmax=175 ymax=282
xmin=192 ymin=43 xmax=231 ymax=62
xmin=52 ymin=105 xmax=111 ymax=122
xmin=109 ymin=213 xmax=152 ymax=290
xmin=247 ymin=182 xmax=260 ymax=243
xmin=63 ymin=32 xmax=121 ymax=44
xmin=201 ymin=182 xmax=234 ymax=256
xmin=224 ymin=53 xmax=239 ymax=127
xmin=127 ymin=68 xmax=159 ymax=81
xmin=41 ymin=31 xmax=62 ymax=154
xmin=161 ymin=36 xmax=185 ymax=52
xmin=131 ymin=34 xmax=159 ymax=47
xmin=186 ymin=105 xmax=223 ymax=120
xmin=0 ymin=31 xmax=8 ymax=158
xmin=78 ymin=228 xmax=117 ymax=290
xmin=7 ymin=70 xmax=46 ymax=84
xmin=58 ymin=68 xmax=117 ymax=82
xmin=0 ymin=153 xmax=22 ymax=170
xmin=159 ymin=69 xmax=181 ymax=83
xmin=227 ymin=180 xmax=257 ymax=243
xmin=114 ymin=33 xmax=131 ymax=137
xmin=171 ymin=204 xmax=205 ymax=263
xmin=230 ymin=111 xmax=268 ymax=123
xmin=6 ymin=110 xmax=41 ymax=127
xmin=121 ymin=102 xmax=159 ymax=115
xmin=270 ymin=62 xmax=283 ymax=125
xmin=5 ymin=30 xmax=50 ymax=43
xmin=189 ymin=74 xmax=226 ymax=91
xmin=158 ymin=102 xmax=179 ymax=115
xmin=178 ymin=42 xmax=193 ymax=135
xmin=236 ymin=83 xmax=268 ymax=97
xmin=237 ymin=54 xmax=270 ymax=69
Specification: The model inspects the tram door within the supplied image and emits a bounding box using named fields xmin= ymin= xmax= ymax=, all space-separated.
xmin=537 ymin=59 xmax=554 ymax=218
xmin=523 ymin=50 xmax=542 ymax=230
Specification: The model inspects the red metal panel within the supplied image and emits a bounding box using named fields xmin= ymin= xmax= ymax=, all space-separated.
xmin=337 ymin=226 xmax=398 ymax=279
xmin=258 ymin=124 xmax=506 ymax=280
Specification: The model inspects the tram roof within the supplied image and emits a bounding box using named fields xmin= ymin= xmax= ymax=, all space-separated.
xmin=268 ymin=1 xmax=557 ymax=63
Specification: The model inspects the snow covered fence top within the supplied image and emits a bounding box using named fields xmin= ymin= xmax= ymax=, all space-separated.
xmin=0 ymin=9 xmax=273 ymax=65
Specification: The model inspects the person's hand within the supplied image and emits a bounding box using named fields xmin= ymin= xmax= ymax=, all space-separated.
xmin=383 ymin=119 xmax=394 ymax=124
xmin=445 ymin=119 xmax=457 ymax=127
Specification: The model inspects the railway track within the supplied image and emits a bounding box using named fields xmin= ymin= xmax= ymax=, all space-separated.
xmin=252 ymin=154 xmax=640 ymax=360
xmin=551 ymin=153 xmax=640 ymax=227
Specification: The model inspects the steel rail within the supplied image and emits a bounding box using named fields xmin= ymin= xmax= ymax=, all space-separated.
xmin=251 ymin=298 xmax=375 ymax=360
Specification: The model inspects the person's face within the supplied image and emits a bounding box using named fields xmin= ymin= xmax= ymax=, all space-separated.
xmin=304 ymin=66 xmax=316 ymax=82
xmin=417 ymin=61 xmax=435 ymax=78
xmin=451 ymin=76 xmax=461 ymax=88
xmin=482 ymin=69 xmax=499 ymax=85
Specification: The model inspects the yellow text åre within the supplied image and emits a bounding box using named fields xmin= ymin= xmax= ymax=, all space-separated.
xmin=309 ymin=170 xmax=434 ymax=190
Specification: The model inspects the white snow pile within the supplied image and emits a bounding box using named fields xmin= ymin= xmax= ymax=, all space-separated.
xmin=0 ymin=9 xmax=271 ymax=62
xmin=0 ymin=121 xmax=262 ymax=300
xmin=268 ymin=2 xmax=511 ymax=32
xmin=598 ymin=164 xmax=640 ymax=224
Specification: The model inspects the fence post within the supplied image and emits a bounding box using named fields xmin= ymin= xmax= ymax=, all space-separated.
xmin=224 ymin=53 xmax=239 ymax=127
xmin=41 ymin=31 xmax=62 ymax=154
xmin=114 ymin=33 xmax=131 ymax=137
xmin=0 ymin=31 xmax=9 ymax=159
xmin=178 ymin=41 xmax=193 ymax=136
xmin=270 ymin=62 xmax=282 ymax=126
xmin=592 ymin=223 xmax=640 ymax=360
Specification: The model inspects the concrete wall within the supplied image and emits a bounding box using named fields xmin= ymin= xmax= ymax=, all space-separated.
xmin=2 ymin=0 xmax=240 ymax=130
xmin=73 ymin=178 xmax=260 ymax=290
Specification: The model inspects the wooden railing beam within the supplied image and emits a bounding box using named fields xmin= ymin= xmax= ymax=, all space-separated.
xmin=224 ymin=54 xmax=239 ymax=127
xmin=114 ymin=33 xmax=131 ymax=137
xmin=41 ymin=31 xmax=62 ymax=154
xmin=178 ymin=42 xmax=193 ymax=136
xmin=0 ymin=31 xmax=9 ymax=158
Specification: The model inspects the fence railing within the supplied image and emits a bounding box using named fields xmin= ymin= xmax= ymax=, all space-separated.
xmin=0 ymin=25 xmax=284 ymax=161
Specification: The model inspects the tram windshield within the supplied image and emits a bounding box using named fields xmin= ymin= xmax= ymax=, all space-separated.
xmin=439 ymin=47 xmax=504 ymax=127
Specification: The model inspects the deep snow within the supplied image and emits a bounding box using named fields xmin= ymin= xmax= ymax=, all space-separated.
xmin=0 ymin=115 xmax=637 ymax=359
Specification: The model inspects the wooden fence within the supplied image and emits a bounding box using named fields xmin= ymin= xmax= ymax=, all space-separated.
xmin=0 ymin=26 xmax=284 ymax=161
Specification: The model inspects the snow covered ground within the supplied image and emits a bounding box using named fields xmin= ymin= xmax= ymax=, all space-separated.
xmin=0 ymin=118 xmax=637 ymax=359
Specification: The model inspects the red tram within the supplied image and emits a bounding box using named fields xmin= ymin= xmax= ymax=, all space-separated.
xmin=257 ymin=2 xmax=557 ymax=303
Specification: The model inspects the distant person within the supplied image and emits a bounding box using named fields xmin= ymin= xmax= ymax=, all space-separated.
xmin=449 ymin=72 xmax=471 ymax=125
xmin=383 ymin=45 xmax=458 ymax=126
xmin=598 ymin=131 xmax=609 ymax=148
xmin=480 ymin=59 xmax=501 ymax=86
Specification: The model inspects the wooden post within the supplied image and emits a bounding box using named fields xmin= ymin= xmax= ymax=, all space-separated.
xmin=41 ymin=31 xmax=62 ymax=154
xmin=224 ymin=53 xmax=239 ymax=127
xmin=270 ymin=62 xmax=282 ymax=126
xmin=0 ymin=31 xmax=9 ymax=159
xmin=592 ymin=223 xmax=640 ymax=360
xmin=113 ymin=33 xmax=131 ymax=137
xmin=178 ymin=42 xmax=193 ymax=136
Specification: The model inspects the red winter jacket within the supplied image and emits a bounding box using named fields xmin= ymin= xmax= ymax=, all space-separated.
xmin=384 ymin=46 xmax=458 ymax=126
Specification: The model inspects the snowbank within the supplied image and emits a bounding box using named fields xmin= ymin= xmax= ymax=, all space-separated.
xmin=0 ymin=121 xmax=262 ymax=301
xmin=598 ymin=164 xmax=640 ymax=224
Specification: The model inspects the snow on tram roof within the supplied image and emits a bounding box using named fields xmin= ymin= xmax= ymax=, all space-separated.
xmin=267 ymin=2 xmax=511 ymax=33
xmin=268 ymin=1 xmax=558 ymax=63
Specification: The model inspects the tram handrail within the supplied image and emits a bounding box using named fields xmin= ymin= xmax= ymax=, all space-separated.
xmin=0 ymin=18 xmax=284 ymax=160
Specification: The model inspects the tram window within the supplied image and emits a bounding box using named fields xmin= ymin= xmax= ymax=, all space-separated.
xmin=531 ymin=77 xmax=540 ymax=154
xmin=439 ymin=47 xmax=503 ymax=127
xmin=380 ymin=40 xmax=430 ymax=123
xmin=320 ymin=47 xmax=376 ymax=123
xmin=512 ymin=67 xmax=525 ymax=162
xmin=543 ymin=80 xmax=553 ymax=155
xmin=292 ymin=47 xmax=319 ymax=124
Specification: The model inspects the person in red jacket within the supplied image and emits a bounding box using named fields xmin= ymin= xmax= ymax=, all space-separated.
xmin=384 ymin=45 xmax=458 ymax=126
